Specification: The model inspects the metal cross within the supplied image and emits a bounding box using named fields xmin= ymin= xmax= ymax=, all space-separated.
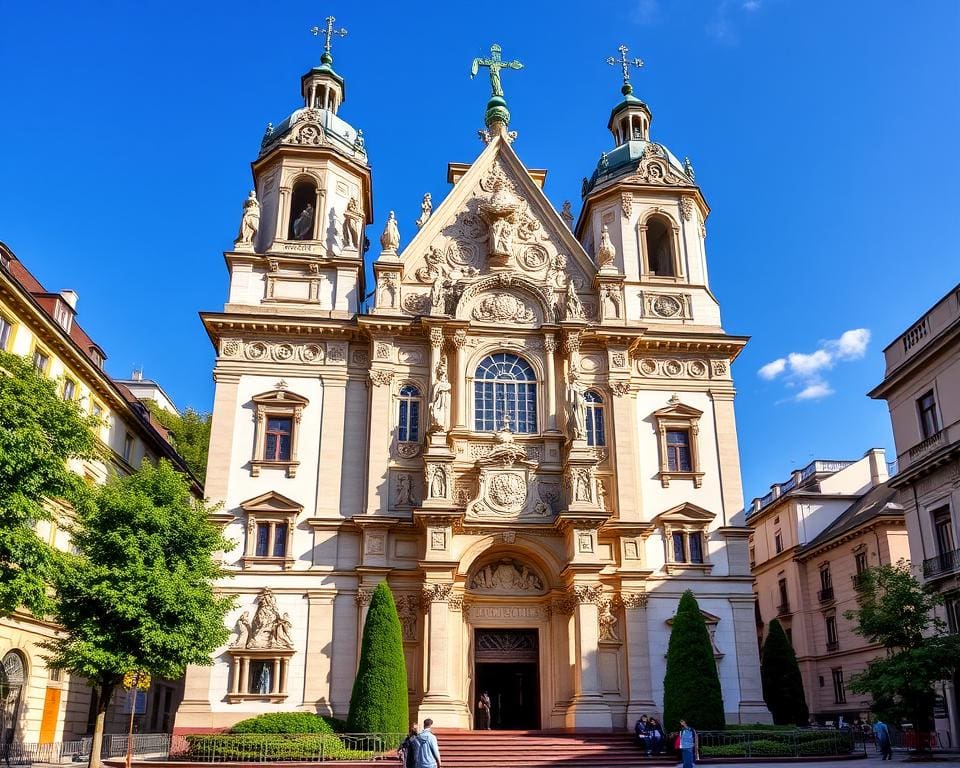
xmin=607 ymin=44 xmax=643 ymax=88
xmin=470 ymin=43 xmax=524 ymax=99
xmin=310 ymin=16 xmax=347 ymax=59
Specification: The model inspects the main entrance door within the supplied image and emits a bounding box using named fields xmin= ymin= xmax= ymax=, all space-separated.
xmin=473 ymin=629 xmax=540 ymax=730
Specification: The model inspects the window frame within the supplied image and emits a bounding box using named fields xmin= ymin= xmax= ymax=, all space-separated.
xmin=917 ymin=390 xmax=940 ymax=440
xmin=0 ymin=313 xmax=14 ymax=352
xmin=831 ymin=668 xmax=846 ymax=704
xmin=473 ymin=352 xmax=538 ymax=434
xmin=31 ymin=345 xmax=51 ymax=375
xmin=639 ymin=211 xmax=684 ymax=281
xmin=250 ymin=389 xmax=309 ymax=478
xmin=655 ymin=502 xmax=715 ymax=574
xmin=397 ymin=383 xmax=423 ymax=444
xmin=584 ymin=390 xmax=606 ymax=447
xmin=240 ymin=491 xmax=301 ymax=571
xmin=825 ymin=614 xmax=839 ymax=651
xmin=61 ymin=377 xmax=77 ymax=401
xmin=652 ymin=400 xmax=704 ymax=488
xmin=122 ymin=432 xmax=135 ymax=463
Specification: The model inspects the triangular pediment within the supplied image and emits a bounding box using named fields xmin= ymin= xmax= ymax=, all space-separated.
xmin=239 ymin=491 xmax=303 ymax=514
xmin=652 ymin=401 xmax=703 ymax=419
xmin=384 ymin=135 xmax=601 ymax=321
xmin=251 ymin=389 xmax=310 ymax=407
xmin=652 ymin=502 xmax=716 ymax=526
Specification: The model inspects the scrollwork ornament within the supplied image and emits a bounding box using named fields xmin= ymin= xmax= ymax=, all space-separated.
xmin=680 ymin=196 xmax=695 ymax=221
xmin=355 ymin=588 xmax=373 ymax=607
xmin=619 ymin=591 xmax=649 ymax=610
xmin=621 ymin=191 xmax=632 ymax=218
xmin=369 ymin=369 xmax=394 ymax=387
xmin=572 ymin=584 xmax=604 ymax=605
xmin=611 ymin=380 xmax=632 ymax=397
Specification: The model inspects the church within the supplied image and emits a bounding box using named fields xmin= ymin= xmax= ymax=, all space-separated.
xmin=176 ymin=26 xmax=769 ymax=733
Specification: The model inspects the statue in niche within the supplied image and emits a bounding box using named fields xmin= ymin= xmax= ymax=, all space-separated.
xmin=598 ymin=601 xmax=620 ymax=642
xmin=234 ymin=191 xmax=260 ymax=249
xmin=564 ymin=278 xmax=585 ymax=320
xmin=430 ymin=270 xmax=447 ymax=312
xmin=293 ymin=203 xmax=314 ymax=240
xmin=601 ymin=285 xmax=623 ymax=320
xmin=343 ymin=198 xmax=362 ymax=249
xmin=396 ymin=473 xmax=415 ymax=507
xmin=430 ymin=357 xmax=451 ymax=432
xmin=429 ymin=466 xmax=447 ymax=498
xmin=380 ymin=211 xmax=400 ymax=252
xmin=574 ymin=468 xmax=592 ymax=503
xmin=597 ymin=479 xmax=608 ymax=511
xmin=489 ymin=217 xmax=514 ymax=257
xmin=566 ymin=372 xmax=587 ymax=441
xmin=248 ymin=588 xmax=280 ymax=648
xmin=231 ymin=611 xmax=251 ymax=648
xmin=469 ymin=559 xmax=543 ymax=593
xmin=416 ymin=193 xmax=432 ymax=228
xmin=596 ymin=224 xmax=616 ymax=269
xmin=479 ymin=180 xmax=519 ymax=261
xmin=256 ymin=664 xmax=272 ymax=695
xmin=377 ymin=273 xmax=397 ymax=309
xmin=272 ymin=613 xmax=293 ymax=648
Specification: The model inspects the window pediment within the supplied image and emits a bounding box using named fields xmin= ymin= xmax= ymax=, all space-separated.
xmin=251 ymin=389 xmax=309 ymax=408
xmin=652 ymin=502 xmax=716 ymax=526
xmin=240 ymin=491 xmax=303 ymax=515
xmin=652 ymin=401 xmax=703 ymax=420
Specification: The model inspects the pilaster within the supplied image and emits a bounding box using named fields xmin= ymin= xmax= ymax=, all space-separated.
xmin=365 ymin=336 xmax=395 ymax=515
xmin=564 ymin=583 xmax=613 ymax=729
xmin=620 ymin=590 xmax=655 ymax=722
xmin=204 ymin=370 xmax=241 ymax=502
xmin=709 ymin=389 xmax=744 ymax=526
xmin=729 ymin=596 xmax=770 ymax=722
xmin=316 ymin=372 xmax=349 ymax=517
xmin=610 ymin=381 xmax=642 ymax=521
xmin=303 ymin=591 xmax=336 ymax=714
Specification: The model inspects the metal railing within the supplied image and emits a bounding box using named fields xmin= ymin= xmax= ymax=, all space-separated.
xmin=697 ymin=729 xmax=861 ymax=758
xmin=776 ymin=602 xmax=791 ymax=616
xmin=923 ymin=547 xmax=960 ymax=580
xmin=4 ymin=733 xmax=171 ymax=765
xmin=171 ymin=732 xmax=406 ymax=763
xmin=909 ymin=430 xmax=945 ymax=461
xmin=825 ymin=640 xmax=839 ymax=652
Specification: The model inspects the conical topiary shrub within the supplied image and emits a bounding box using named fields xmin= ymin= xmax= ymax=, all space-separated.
xmin=346 ymin=582 xmax=409 ymax=736
xmin=663 ymin=590 xmax=725 ymax=731
xmin=761 ymin=618 xmax=808 ymax=725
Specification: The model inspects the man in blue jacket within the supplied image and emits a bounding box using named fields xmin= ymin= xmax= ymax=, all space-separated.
xmin=417 ymin=719 xmax=442 ymax=768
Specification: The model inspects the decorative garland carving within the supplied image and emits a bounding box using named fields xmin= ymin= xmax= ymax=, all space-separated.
xmin=620 ymin=591 xmax=649 ymax=610
xmin=369 ymin=370 xmax=394 ymax=387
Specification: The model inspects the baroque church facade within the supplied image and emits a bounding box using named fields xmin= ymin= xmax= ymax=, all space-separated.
xmin=177 ymin=35 xmax=769 ymax=732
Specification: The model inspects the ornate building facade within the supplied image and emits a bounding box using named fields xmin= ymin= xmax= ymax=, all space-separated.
xmin=177 ymin=38 xmax=769 ymax=732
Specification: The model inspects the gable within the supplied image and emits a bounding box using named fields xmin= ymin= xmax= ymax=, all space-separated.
xmin=390 ymin=136 xmax=602 ymax=321
xmin=239 ymin=490 xmax=303 ymax=514
xmin=652 ymin=502 xmax=716 ymax=526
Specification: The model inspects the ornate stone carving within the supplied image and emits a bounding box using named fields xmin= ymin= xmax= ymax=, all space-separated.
xmin=355 ymin=588 xmax=373 ymax=607
xmin=598 ymin=598 xmax=620 ymax=642
xmin=221 ymin=338 xmax=243 ymax=358
xmin=429 ymin=327 xmax=445 ymax=349
xmin=396 ymin=473 xmax=417 ymax=506
xmin=611 ymin=380 xmax=632 ymax=398
xmin=402 ymin=292 xmax=431 ymax=315
xmin=552 ymin=593 xmax=576 ymax=616
xmin=612 ymin=352 xmax=627 ymax=368
xmin=369 ymin=369 xmax=394 ymax=387
xmin=416 ymin=193 xmax=432 ymax=229
xmin=571 ymin=584 xmax=603 ymax=605
xmin=502 ymin=530 xmax=516 ymax=544
xmin=688 ymin=360 xmax=708 ymax=378
xmin=680 ymin=196 xmax=695 ymax=222
xmin=429 ymin=356 xmax=451 ymax=432
xmin=472 ymin=293 xmax=535 ymax=323
xmin=561 ymin=200 xmax=574 ymax=229
xmin=452 ymin=328 xmax=468 ymax=349
xmin=600 ymin=285 xmax=623 ymax=320
xmin=488 ymin=473 xmax=527 ymax=507
xmin=421 ymin=583 xmax=454 ymax=608
xmin=223 ymin=340 xmax=331 ymax=364
xmin=596 ymin=224 xmax=616 ymax=270
xmin=711 ymin=360 xmax=728 ymax=377
xmin=396 ymin=442 xmax=420 ymax=459
xmin=396 ymin=595 xmax=418 ymax=641
xmin=627 ymin=149 xmax=690 ymax=186
xmin=651 ymin=294 xmax=683 ymax=318
xmin=234 ymin=191 xmax=260 ymax=250
xmin=232 ymin=589 xmax=293 ymax=649
xmin=479 ymin=179 xmax=520 ymax=264
xmin=664 ymin=359 xmax=684 ymax=377
xmin=380 ymin=211 xmax=400 ymax=253
xmin=448 ymin=593 xmax=464 ymax=612
xmin=426 ymin=464 xmax=449 ymax=499
xmin=621 ymin=191 xmax=632 ymax=218
xmin=564 ymin=279 xmax=586 ymax=321
xmin=343 ymin=197 xmax=363 ymax=250
xmin=620 ymin=591 xmax=649 ymax=610
xmin=469 ymin=558 xmax=544 ymax=594
xmin=566 ymin=372 xmax=588 ymax=441
xmin=374 ymin=342 xmax=391 ymax=360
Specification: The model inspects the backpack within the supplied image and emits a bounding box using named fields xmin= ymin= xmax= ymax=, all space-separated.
xmin=402 ymin=736 xmax=421 ymax=768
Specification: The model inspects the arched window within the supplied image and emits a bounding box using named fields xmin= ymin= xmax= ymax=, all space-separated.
xmin=474 ymin=353 xmax=537 ymax=434
xmin=398 ymin=384 xmax=422 ymax=443
xmin=645 ymin=215 xmax=676 ymax=277
xmin=288 ymin=180 xmax=317 ymax=240
xmin=1 ymin=651 xmax=26 ymax=741
xmin=585 ymin=390 xmax=605 ymax=446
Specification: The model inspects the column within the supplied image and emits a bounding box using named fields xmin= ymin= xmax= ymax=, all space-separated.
xmin=418 ymin=583 xmax=470 ymax=726
xmin=729 ymin=596 xmax=770 ymax=722
xmin=316 ymin=375 xmax=348 ymax=516
xmin=204 ymin=371 xmax=240 ymax=501
xmin=230 ymin=659 xmax=240 ymax=695
xmin=365 ymin=339 xmax=394 ymax=515
xmin=610 ymin=387 xmax=642 ymax=521
xmin=272 ymin=659 xmax=281 ymax=695
xmin=303 ymin=591 xmax=336 ymax=713
xmin=240 ymin=658 xmax=250 ymax=695
xmin=944 ymin=680 xmax=960 ymax=748
xmin=276 ymin=187 xmax=291 ymax=241
xmin=567 ymin=584 xmax=613 ymax=729
xmin=544 ymin=334 xmax=558 ymax=432
xmin=451 ymin=329 xmax=467 ymax=429
xmin=622 ymin=592 xmax=655 ymax=723
xmin=312 ymin=186 xmax=325 ymax=241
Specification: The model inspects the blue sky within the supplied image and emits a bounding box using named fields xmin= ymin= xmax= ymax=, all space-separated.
xmin=1 ymin=1 xmax=957 ymax=502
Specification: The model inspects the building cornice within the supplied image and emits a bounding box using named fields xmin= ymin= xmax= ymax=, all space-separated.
xmin=868 ymin=316 xmax=960 ymax=400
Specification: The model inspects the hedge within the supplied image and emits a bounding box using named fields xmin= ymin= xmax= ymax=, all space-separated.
xmin=184 ymin=733 xmax=371 ymax=761
xmin=229 ymin=713 xmax=336 ymax=735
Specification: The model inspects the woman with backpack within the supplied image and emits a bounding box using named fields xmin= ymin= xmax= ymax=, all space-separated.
xmin=677 ymin=719 xmax=698 ymax=768
xmin=398 ymin=724 xmax=421 ymax=768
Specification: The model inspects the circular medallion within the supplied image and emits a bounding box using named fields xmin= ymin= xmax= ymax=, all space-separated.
xmin=639 ymin=359 xmax=658 ymax=376
xmin=520 ymin=244 xmax=549 ymax=270
xmin=301 ymin=344 xmax=323 ymax=362
xmin=273 ymin=343 xmax=294 ymax=361
xmin=487 ymin=473 xmax=527 ymax=512
xmin=652 ymin=295 xmax=682 ymax=317
xmin=246 ymin=342 xmax=267 ymax=360
xmin=664 ymin=359 xmax=683 ymax=376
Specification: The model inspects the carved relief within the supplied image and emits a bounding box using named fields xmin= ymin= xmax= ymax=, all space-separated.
xmin=402 ymin=292 xmax=431 ymax=315
xmin=621 ymin=192 xmax=633 ymax=218
xmin=396 ymin=595 xmax=419 ymax=641
xmin=232 ymin=589 xmax=292 ymax=649
xmin=395 ymin=473 xmax=417 ymax=506
xmin=221 ymin=339 xmax=329 ymax=364
xmin=468 ymin=559 xmax=545 ymax=594
xmin=598 ymin=598 xmax=620 ymax=642
xmin=472 ymin=293 xmax=535 ymax=323
xmin=620 ymin=591 xmax=649 ymax=609
xmin=636 ymin=357 xmax=718 ymax=380
xmin=680 ymin=196 xmax=695 ymax=221
xmin=369 ymin=370 xmax=394 ymax=387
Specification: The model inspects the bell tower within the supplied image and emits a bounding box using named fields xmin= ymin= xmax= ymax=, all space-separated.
xmin=225 ymin=18 xmax=372 ymax=315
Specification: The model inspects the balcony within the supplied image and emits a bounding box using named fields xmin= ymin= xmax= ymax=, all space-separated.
xmin=909 ymin=429 xmax=945 ymax=461
xmin=818 ymin=587 xmax=835 ymax=603
xmin=923 ymin=548 xmax=960 ymax=580
xmin=776 ymin=602 xmax=791 ymax=616
xmin=825 ymin=640 xmax=839 ymax=652
xmin=851 ymin=572 xmax=868 ymax=590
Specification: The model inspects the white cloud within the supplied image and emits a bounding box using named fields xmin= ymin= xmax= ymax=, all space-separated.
xmin=742 ymin=0 xmax=762 ymax=10
xmin=757 ymin=328 xmax=871 ymax=403
xmin=758 ymin=358 xmax=786 ymax=380
xmin=631 ymin=0 xmax=661 ymax=25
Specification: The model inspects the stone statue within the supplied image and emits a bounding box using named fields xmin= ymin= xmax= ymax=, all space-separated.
xmin=561 ymin=200 xmax=574 ymax=229
xmin=380 ymin=211 xmax=400 ymax=252
xmin=429 ymin=270 xmax=447 ymax=312
xmin=416 ymin=193 xmax=432 ymax=228
xmin=272 ymin=612 xmax=293 ymax=648
xmin=430 ymin=357 xmax=451 ymax=432
xmin=597 ymin=479 xmax=608 ymax=511
xmin=292 ymin=203 xmax=314 ymax=240
xmin=489 ymin=217 xmax=513 ymax=256
xmin=430 ymin=466 xmax=446 ymax=498
xmin=596 ymin=224 xmax=616 ymax=270
xmin=566 ymin=373 xmax=587 ymax=441
xmin=256 ymin=664 xmax=271 ymax=695
xmin=343 ymin=198 xmax=362 ymax=249
xmin=231 ymin=611 xmax=251 ymax=648
xmin=564 ymin=279 xmax=585 ymax=320
xmin=234 ymin=191 xmax=260 ymax=249
xmin=598 ymin=601 xmax=620 ymax=642
xmin=396 ymin=473 xmax=414 ymax=506
xmin=574 ymin=468 xmax=592 ymax=503
xmin=397 ymin=596 xmax=418 ymax=641
xmin=248 ymin=588 xmax=280 ymax=648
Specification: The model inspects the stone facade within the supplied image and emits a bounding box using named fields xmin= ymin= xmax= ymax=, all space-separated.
xmin=176 ymin=50 xmax=769 ymax=732
xmin=869 ymin=284 xmax=960 ymax=739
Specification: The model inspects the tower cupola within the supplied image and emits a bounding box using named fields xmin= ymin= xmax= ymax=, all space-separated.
xmin=302 ymin=16 xmax=348 ymax=113
xmin=606 ymin=44 xmax=651 ymax=144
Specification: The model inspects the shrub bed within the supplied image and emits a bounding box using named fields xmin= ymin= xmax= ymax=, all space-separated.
xmin=229 ymin=713 xmax=336 ymax=735
xmin=184 ymin=733 xmax=373 ymax=762
xmin=698 ymin=730 xmax=856 ymax=758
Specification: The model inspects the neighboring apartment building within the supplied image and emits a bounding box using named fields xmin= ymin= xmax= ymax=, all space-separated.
xmin=747 ymin=450 xmax=909 ymax=723
xmin=0 ymin=242 xmax=198 ymax=744
xmin=869 ymin=283 xmax=960 ymax=741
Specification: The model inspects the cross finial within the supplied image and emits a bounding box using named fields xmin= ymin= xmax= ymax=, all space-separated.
xmin=606 ymin=44 xmax=644 ymax=96
xmin=471 ymin=43 xmax=524 ymax=129
xmin=310 ymin=16 xmax=348 ymax=65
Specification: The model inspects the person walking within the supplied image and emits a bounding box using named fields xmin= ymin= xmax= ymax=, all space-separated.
xmin=678 ymin=719 xmax=698 ymax=768
xmin=873 ymin=718 xmax=893 ymax=761
xmin=398 ymin=724 xmax=421 ymax=768
xmin=416 ymin=719 xmax=441 ymax=768
xmin=476 ymin=691 xmax=492 ymax=730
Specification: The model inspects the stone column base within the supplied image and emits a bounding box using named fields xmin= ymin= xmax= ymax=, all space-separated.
xmin=565 ymin=696 xmax=613 ymax=730
xmin=417 ymin=697 xmax=472 ymax=729
xmin=737 ymin=700 xmax=772 ymax=724
xmin=626 ymin=700 xmax=658 ymax=724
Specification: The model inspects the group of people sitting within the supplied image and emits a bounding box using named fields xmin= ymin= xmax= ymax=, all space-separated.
xmin=633 ymin=715 xmax=666 ymax=756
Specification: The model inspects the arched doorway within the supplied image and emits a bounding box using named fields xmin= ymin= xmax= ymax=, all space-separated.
xmin=1 ymin=651 xmax=27 ymax=746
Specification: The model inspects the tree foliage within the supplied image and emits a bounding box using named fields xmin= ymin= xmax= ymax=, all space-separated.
xmin=760 ymin=618 xmax=809 ymax=725
xmin=845 ymin=562 xmax=960 ymax=739
xmin=347 ymin=582 xmax=408 ymax=735
xmin=0 ymin=350 xmax=98 ymax=616
xmin=146 ymin=402 xmax=212 ymax=483
xmin=44 ymin=459 xmax=232 ymax=766
xmin=663 ymin=590 xmax=726 ymax=730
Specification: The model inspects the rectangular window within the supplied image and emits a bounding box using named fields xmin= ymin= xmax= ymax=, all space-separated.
xmin=855 ymin=551 xmax=868 ymax=574
xmin=254 ymin=521 xmax=288 ymax=558
xmin=265 ymin=417 xmax=292 ymax=461
xmin=689 ymin=532 xmax=704 ymax=564
xmin=62 ymin=378 xmax=76 ymax=401
xmin=255 ymin=523 xmax=270 ymax=557
xmin=774 ymin=531 xmax=783 ymax=554
xmin=749 ymin=547 xmax=756 ymax=569
xmin=0 ymin=315 xmax=12 ymax=351
xmin=672 ymin=531 xmax=685 ymax=562
xmin=53 ymin=300 xmax=73 ymax=332
xmin=820 ymin=566 xmax=832 ymax=591
xmin=945 ymin=594 xmax=960 ymax=635
xmin=933 ymin=507 xmax=955 ymax=558
xmin=832 ymin=668 xmax=846 ymax=704
xmin=123 ymin=433 xmax=134 ymax=462
xmin=666 ymin=430 xmax=692 ymax=472
xmin=917 ymin=391 xmax=940 ymax=439
xmin=32 ymin=348 xmax=50 ymax=373
xmin=92 ymin=402 xmax=104 ymax=420
xmin=778 ymin=578 xmax=789 ymax=612
xmin=826 ymin=615 xmax=838 ymax=649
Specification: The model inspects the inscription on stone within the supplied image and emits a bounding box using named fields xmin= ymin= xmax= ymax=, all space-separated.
xmin=468 ymin=605 xmax=544 ymax=620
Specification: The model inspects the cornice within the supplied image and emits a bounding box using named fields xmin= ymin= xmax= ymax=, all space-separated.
xmin=201 ymin=311 xmax=362 ymax=346
xmin=795 ymin=516 xmax=906 ymax=560
xmin=630 ymin=333 xmax=749 ymax=361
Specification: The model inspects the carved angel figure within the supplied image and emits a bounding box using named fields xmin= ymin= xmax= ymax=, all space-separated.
xmin=430 ymin=466 xmax=446 ymax=498
xmin=234 ymin=191 xmax=260 ymax=248
xmin=430 ymin=358 xmax=452 ymax=432
xmin=293 ymin=203 xmax=314 ymax=240
xmin=565 ymin=279 xmax=586 ymax=320
xmin=598 ymin=601 xmax=620 ymax=642
xmin=231 ymin=611 xmax=251 ymax=648
xmin=249 ymin=589 xmax=280 ymax=648
xmin=380 ymin=211 xmax=400 ymax=252
xmin=272 ymin=612 xmax=293 ymax=648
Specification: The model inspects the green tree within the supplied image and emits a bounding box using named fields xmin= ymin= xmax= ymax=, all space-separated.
xmin=760 ymin=618 xmax=809 ymax=725
xmin=44 ymin=460 xmax=233 ymax=767
xmin=0 ymin=350 xmax=98 ymax=617
xmin=146 ymin=402 xmax=212 ymax=483
xmin=845 ymin=562 xmax=960 ymax=750
xmin=663 ymin=590 xmax=726 ymax=731
xmin=347 ymin=582 xmax=408 ymax=737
